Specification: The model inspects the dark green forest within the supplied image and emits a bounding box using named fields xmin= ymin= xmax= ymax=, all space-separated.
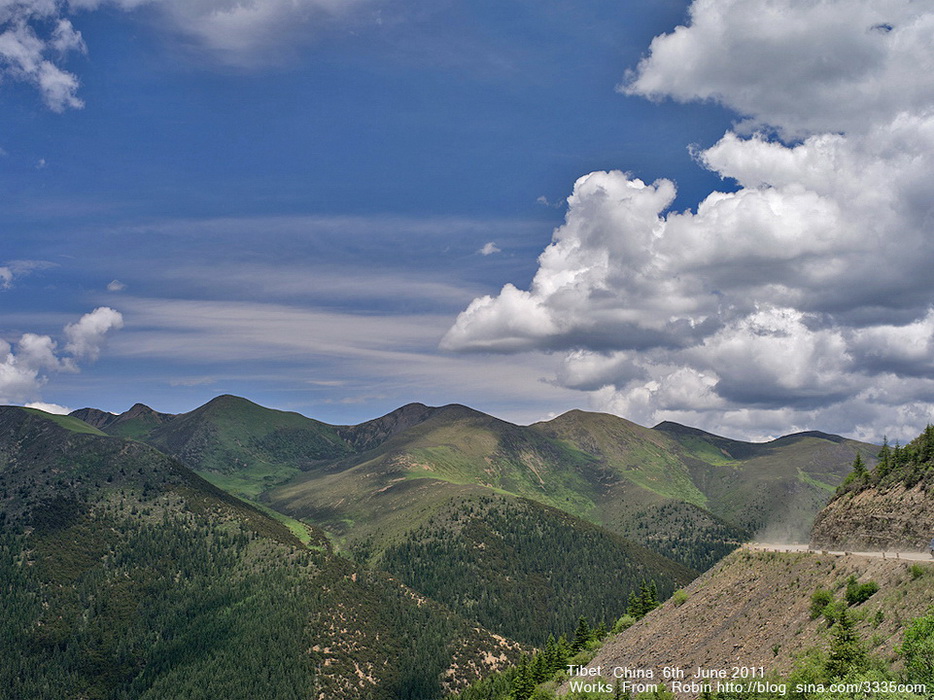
xmin=376 ymin=494 xmax=694 ymax=646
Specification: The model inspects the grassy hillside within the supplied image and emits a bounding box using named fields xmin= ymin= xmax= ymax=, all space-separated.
xmin=263 ymin=406 xmax=699 ymax=645
xmin=264 ymin=403 xmax=611 ymax=552
xmin=0 ymin=406 xmax=522 ymax=699
xmin=534 ymin=410 xmax=708 ymax=507
xmin=70 ymin=403 xmax=175 ymax=439
xmin=656 ymin=422 xmax=875 ymax=542
xmin=266 ymin=405 xmax=869 ymax=561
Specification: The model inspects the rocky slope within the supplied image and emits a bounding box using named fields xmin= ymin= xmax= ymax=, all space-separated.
xmin=810 ymin=426 xmax=934 ymax=552
xmin=811 ymin=483 xmax=934 ymax=551
xmin=570 ymin=548 xmax=934 ymax=696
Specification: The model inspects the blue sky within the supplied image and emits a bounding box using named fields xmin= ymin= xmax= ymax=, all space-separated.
xmin=3 ymin=0 xmax=934 ymax=442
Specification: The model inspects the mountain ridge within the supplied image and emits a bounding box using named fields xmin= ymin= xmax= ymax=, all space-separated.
xmin=67 ymin=394 xmax=875 ymax=552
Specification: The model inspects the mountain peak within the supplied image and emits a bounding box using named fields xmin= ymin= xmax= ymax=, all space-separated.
xmin=770 ymin=430 xmax=847 ymax=445
xmin=201 ymin=394 xmax=255 ymax=409
xmin=124 ymin=402 xmax=158 ymax=417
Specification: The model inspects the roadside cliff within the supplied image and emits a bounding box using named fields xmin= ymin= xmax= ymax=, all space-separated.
xmin=810 ymin=482 xmax=934 ymax=551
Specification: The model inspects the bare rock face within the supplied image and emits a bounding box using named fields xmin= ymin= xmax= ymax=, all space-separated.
xmin=810 ymin=483 xmax=934 ymax=551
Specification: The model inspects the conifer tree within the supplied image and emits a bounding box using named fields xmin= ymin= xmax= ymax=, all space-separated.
xmin=851 ymin=452 xmax=867 ymax=479
xmin=900 ymin=608 xmax=934 ymax=686
xmin=921 ymin=425 xmax=934 ymax=464
xmin=626 ymin=590 xmax=641 ymax=618
xmin=626 ymin=580 xmax=659 ymax=619
xmin=511 ymin=657 xmax=535 ymax=700
xmin=876 ymin=437 xmax=891 ymax=479
xmin=542 ymin=635 xmax=566 ymax=676
xmin=571 ymin=616 xmax=592 ymax=652
xmin=594 ymin=620 xmax=608 ymax=640
xmin=530 ymin=652 xmax=548 ymax=685
xmin=825 ymin=608 xmax=867 ymax=679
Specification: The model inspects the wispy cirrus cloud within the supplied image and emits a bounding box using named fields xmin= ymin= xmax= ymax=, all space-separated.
xmin=444 ymin=0 xmax=934 ymax=441
xmin=1 ymin=0 xmax=378 ymax=108
xmin=103 ymin=296 xmax=578 ymax=423
xmin=0 ymin=260 xmax=56 ymax=289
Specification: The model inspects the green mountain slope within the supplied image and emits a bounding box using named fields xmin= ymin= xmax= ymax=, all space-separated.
xmin=533 ymin=410 xmax=708 ymax=507
xmin=71 ymin=402 xmax=175 ymax=439
xmin=0 ymin=406 xmax=521 ymax=699
xmin=531 ymin=411 xmax=874 ymax=552
xmin=262 ymin=404 xmax=698 ymax=644
xmin=657 ymin=423 xmax=876 ymax=542
xmin=139 ymin=394 xmax=354 ymax=498
xmin=325 ymin=403 xmax=601 ymax=516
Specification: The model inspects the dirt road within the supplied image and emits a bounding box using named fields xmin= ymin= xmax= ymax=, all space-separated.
xmin=748 ymin=542 xmax=933 ymax=561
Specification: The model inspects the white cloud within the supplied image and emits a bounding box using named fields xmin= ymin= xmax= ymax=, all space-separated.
xmin=622 ymin=0 xmax=934 ymax=139
xmin=478 ymin=241 xmax=501 ymax=256
xmin=0 ymin=4 xmax=85 ymax=111
xmin=146 ymin=0 xmax=369 ymax=64
xmin=0 ymin=259 xmax=56 ymax=289
xmin=445 ymin=0 xmax=934 ymax=440
xmin=106 ymin=279 xmax=126 ymax=292
xmin=0 ymin=307 xmax=123 ymax=405
xmin=26 ymin=400 xmax=71 ymax=414
xmin=64 ymin=306 xmax=124 ymax=361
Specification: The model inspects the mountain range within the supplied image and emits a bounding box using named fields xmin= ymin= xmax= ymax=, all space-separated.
xmin=0 ymin=395 xmax=880 ymax=697
xmin=73 ymin=394 xmax=874 ymax=555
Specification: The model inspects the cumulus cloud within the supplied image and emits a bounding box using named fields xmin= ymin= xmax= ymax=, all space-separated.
xmin=478 ymin=242 xmax=501 ymax=256
xmin=63 ymin=306 xmax=124 ymax=361
xmin=0 ymin=307 xmax=123 ymax=405
xmin=622 ymin=0 xmax=934 ymax=138
xmin=106 ymin=279 xmax=126 ymax=292
xmin=444 ymin=0 xmax=934 ymax=440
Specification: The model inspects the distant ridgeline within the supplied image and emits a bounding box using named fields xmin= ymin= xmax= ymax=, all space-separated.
xmin=64 ymin=396 xmax=872 ymax=644
xmin=812 ymin=426 xmax=934 ymax=551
